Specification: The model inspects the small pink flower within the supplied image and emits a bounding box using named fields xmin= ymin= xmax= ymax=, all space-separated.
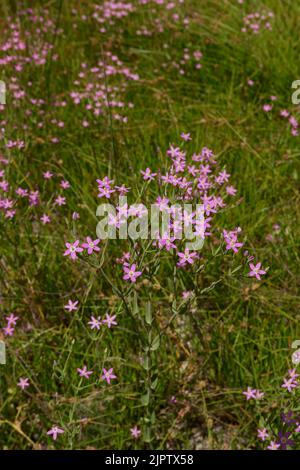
xmin=140 ymin=168 xmax=157 ymax=181
xmin=47 ymin=426 xmax=64 ymax=441
xmin=242 ymin=387 xmax=257 ymax=400
xmin=17 ymin=377 xmax=30 ymax=390
xmin=123 ymin=264 xmax=142 ymax=283
xmin=88 ymin=316 xmax=102 ymax=330
xmin=64 ymin=300 xmax=79 ymax=312
xmin=102 ymin=313 xmax=117 ymax=328
xmin=64 ymin=240 xmax=83 ymax=260
xmin=60 ymin=180 xmax=70 ymax=189
xmin=255 ymin=390 xmax=264 ymax=399
xmin=101 ymin=367 xmax=117 ymax=384
xmin=177 ymin=249 xmax=197 ymax=266
xmin=288 ymin=368 xmax=299 ymax=379
xmin=130 ymin=426 xmax=141 ymax=438
xmin=55 ymin=195 xmax=66 ymax=206
xmin=6 ymin=314 xmax=18 ymax=326
xmin=3 ymin=325 xmax=14 ymax=336
xmin=262 ymin=104 xmax=272 ymax=112
xmin=180 ymin=132 xmax=192 ymax=141
xmin=280 ymin=110 xmax=290 ymax=118
xmin=81 ymin=237 xmax=100 ymax=255
xmin=41 ymin=214 xmax=51 ymax=224
xmin=281 ymin=377 xmax=297 ymax=393
xmin=258 ymin=428 xmax=269 ymax=441
xmin=267 ymin=441 xmax=280 ymax=450
xmin=43 ymin=171 xmax=54 ymax=179
xmin=5 ymin=210 xmax=15 ymax=219
xmin=226 ymin=185 xmax=237 ymax=196
xmin=248 ymin=262 xmax=266 ymax=280
xmin=77 ymin=366 xmax=93 ymax=379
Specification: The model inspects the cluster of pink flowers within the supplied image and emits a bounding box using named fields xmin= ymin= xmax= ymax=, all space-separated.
xmin=136 ymin=1 xmax=189 ymax=36
xmin=162 ymin=47 xmax=203 ymax=75
xmin=281 ymin=368 xmax=299 ymax=393
xmin=94 ymin=137 xmax=267 ymax=285
xmin=76 ymin=365 xmax=117 ymax=384
xmin=265 ymin=223 xmax=281 ymax=243
xmin=0 ymin=8 xmax=60 ymax=72
xmin=72 ymin=0 xmax=190 ymax=38
xmin=97 ymin=176 xmax=116 ymax=199
xmin=88 ymin=313 xmax=118 ymax=330
xmin=2 ymin=313 xmax=19 ymax=336
xmin=280 ymin=109 xmax=299 ymax=137
xmin=0 ymin=165 xmax=73 ymax=221
xmin=262 ymin=95 xmax=277 ymax=113
xmin=70 ymin=52 xmax=138 ymax=124
xmin=5 ymin=139 xmax=25 ymax=149
xmin=0 ymin=158 xmax=14 ymax=218
xmin=92 ymin=2 xmax=135 ymax=33
xmin=242 ymin=386 xmax=264 ymax=401
xmin=251 ymin=369 xmax=300 ymax=449
xmin=241 ymin=11 xmax=274 ymax=34
xmin=0 ymin=6 xmax=63 ymax=156
xmin=223 ymin=228 xmax=243 ymax=253
xmin=136 ymin=21 xmax=163 ymax=37
xmin=63 ymin=238 xmax=100 ymax=260
xmin=261 ymin=96 xmax=299 ymax=138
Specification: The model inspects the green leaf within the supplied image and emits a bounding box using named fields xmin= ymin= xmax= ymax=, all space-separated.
xmin=142 ymin=355 xmax=150 ymax=370
xmin=151 ymin=335 xmax=160 ymax=351
xmin=141 ymin=390 xmax=150 ymax=406
xmin=132 ymin=291 xmax=139 ymax=316
xmin=142 ymin=427 xmax=151 ymax=443
xmin=145 ymin=301 xmax=152 ymax=325
xmin=151 ymin=377 xmax=158 ymax=390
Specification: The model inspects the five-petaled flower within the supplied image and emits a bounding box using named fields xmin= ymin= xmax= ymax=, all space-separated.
xmin=140 ymin=168 xmax=157 ymax=181
xmin=267 ymin=441 xmax=280 ymax=450
xmin=64 ymin=240 xmax=83 ymax=260
xmin=281 ymin=377 xmax=297 ymax=393
xmin=88 ymin=316 xmax=102 ymax=330
xmin=17 ymin=377 xmax=30 ymax=390
xmin=242 ymin=387 xmax=257 ymax=400
xmin=101 ymin=368 xmax=117 ymax=384
xmin=248 ymin=262 xmax=266 ymax=280
xmin=123 ymin=264 xmax=142 ymax=283
xmin=47 ymin=426 xmax=64 ymax=441
xmin=130 ymin=426 xmax=141 ymax=438
xmin=64 ymin=300 xmax=79 ymax=312
xmin=102 ymin=313 xmax=117 ymax=328
xmin=257 ymin=428 xmax=269 ymax=441
xmin=77 ymin=366 xmax=93 ymax=379
xmin=81 ymin=237 xmax=100 ymax=255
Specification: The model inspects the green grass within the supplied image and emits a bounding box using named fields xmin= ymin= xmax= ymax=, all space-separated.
xmin=0 ymin=0 xmax=300 ymax=450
